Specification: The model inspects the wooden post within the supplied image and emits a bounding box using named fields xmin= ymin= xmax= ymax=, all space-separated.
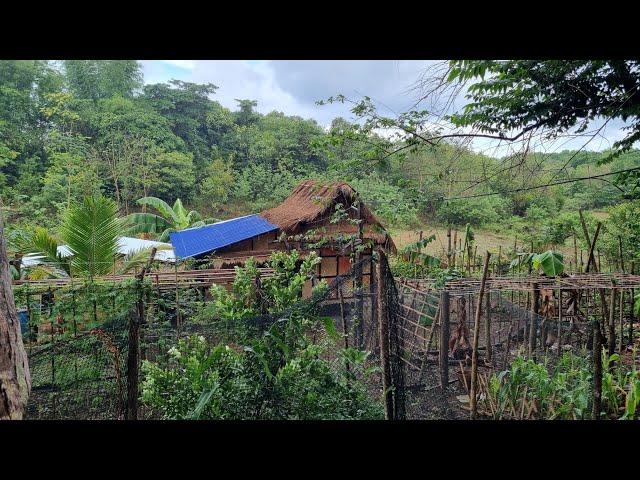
xmin=619 ymin=289 xmax=625 ymax=353
xmin=470 ymin=252 xmax=491 ymax=419
xmin=485 ymin=290 xmax=492 ymax=363
xmin=127 ymin=248 xmax=156 ymax=420
xmin=452 ymin=230 xmax=457 ymax=268
xmin=631 ymin=262 xmax=636 ymax=346
xmin=557 ymin=289 xmax=563 ymax=357
xmin=608 ymin=288 xmax=616 ymax=358
xmin=439 ymin=290 xmax=450 ymax=389
xmin=528 ymin=284 xmax=539 ymax=359
xmin=618 ymin=236 xmax=625 ymax=273
xmin=174 ymin=260 xmax=181 ymax=333
xmin=592 ymin=315 xmax=602 ymax=419
xmin=376 ymin=249 xmax=393 ymax=420
xmin=338 ymin=288 xmax=350 ymax=374
xmin=446 ymin=227 xmax=452 ymax=267
xmin=354 ymin=200 xmax=364 ymax=348
xmin=573 ymin=232 xmax=578 ymax=272
xmin=585 ymin=223 xmax=601 ymax=273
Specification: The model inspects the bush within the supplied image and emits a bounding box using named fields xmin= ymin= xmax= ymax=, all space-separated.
xmin=601 ymin=200 xmax=640 ymax=266
xmin=141 ymin=250 xmax=383 ymax=420
xmin=435 ymin=196 xmax=510 ymax=227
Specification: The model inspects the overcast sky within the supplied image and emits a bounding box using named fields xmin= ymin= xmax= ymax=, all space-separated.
xmin=139 ymin=60 xmax=630 ymax=156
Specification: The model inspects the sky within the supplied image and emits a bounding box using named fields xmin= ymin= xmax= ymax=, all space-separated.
xmin=139 ymin=60 xmax=630 ymax=156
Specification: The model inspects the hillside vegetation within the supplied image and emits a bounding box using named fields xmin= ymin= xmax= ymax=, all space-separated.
xmin=2 ymin=60 xmax=640 ymax=266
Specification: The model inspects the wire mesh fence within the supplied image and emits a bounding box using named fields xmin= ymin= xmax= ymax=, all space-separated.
xmin=18 ymin=256 xmax=388 ymax=420
xmin=17 ymin=251 xmax=640 ymax=420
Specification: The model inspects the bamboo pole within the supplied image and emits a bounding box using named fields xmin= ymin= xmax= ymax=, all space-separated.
xmin=470 ymin=251 xmax=491 ymax=419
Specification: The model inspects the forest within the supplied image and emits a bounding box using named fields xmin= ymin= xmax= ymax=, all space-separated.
xmin=1 ymin=59 xmax=640 ymax=421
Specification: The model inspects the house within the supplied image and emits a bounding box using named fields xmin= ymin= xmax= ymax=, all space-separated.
xmin=169 ymin=180 xmax=396 ymax=297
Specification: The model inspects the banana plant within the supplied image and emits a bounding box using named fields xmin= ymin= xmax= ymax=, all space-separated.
xmin=124 ymin=197 xmax=218 ymax=242
xmin=510 ymin=250 xmax=564 ymax=276
xmin=400 ymin=233 xmax=440 ymax=267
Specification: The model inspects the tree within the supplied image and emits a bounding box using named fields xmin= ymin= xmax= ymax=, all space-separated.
xmin=124 ymin=197 xmax=213 ymax=241
xmin=60 ymin=195 xmax=121 ymax=279
xmin=64 ymin=60 xmax=142 ymax=101
xmin=234 ymin=99 xmax=259 ymax=127
xmin=446 ymin=60 xmax=640 ymax=187
xmin=198 ymin=158 xmax=234 ymax=213
xmin=0 ymin=209 xmax=30 ymax=419
xmin=142 ymin=80 xmax=219 ymax=175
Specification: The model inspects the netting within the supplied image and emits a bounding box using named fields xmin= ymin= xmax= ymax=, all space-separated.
xmin=19 ymin=256 xmax=385 ymax=420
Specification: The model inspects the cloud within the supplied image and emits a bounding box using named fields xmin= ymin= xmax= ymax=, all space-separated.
xmin=138 ymin=60 xmax=633 ymax=153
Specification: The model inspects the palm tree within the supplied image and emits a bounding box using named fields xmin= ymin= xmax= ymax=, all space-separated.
xmin=22 ymin=195 xmax=165 ymax=280
xmin=124 ymin=197 xmax=216 ymax=241
xmin=60 ymin=195 xmax=121 ymax=280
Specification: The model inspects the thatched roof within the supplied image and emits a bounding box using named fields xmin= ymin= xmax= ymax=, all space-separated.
xmin=260 ymin=180 xmax=396 ymax=252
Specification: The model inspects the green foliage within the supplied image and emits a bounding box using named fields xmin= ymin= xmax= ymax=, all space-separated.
xmin=601 ymin=200 xmax=640 ymax=266
xmin=487 ymin=350 xmax=640 ymax=420
xmin=124 ymin=196 xmax=213 ymax=241
xmin=435 ymin=196 xmax=510 ymax=227
xmin=142 ymin=250 xmax=381 ymax=420
xmin=448 ymin=60 xmax=640 ymax=167
xmin=198 ymin=158 xmax=234 ymax=213
xmin=60 ymin=195 xmax=121 ymax=278
xmin=509 ymin=250 xmax=564 ymax=276
xmin=487 ymin=352 xmax=591 ymax=419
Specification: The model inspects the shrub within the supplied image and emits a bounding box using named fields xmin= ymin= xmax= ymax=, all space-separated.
xmin=141 ymin=250 xmax=383 ymax=420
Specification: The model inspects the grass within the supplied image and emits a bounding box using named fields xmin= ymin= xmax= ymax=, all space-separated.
xmin=389 ymin=225 xmax=576 ymax=261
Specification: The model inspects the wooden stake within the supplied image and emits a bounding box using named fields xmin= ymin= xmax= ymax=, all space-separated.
xmin=485 ymin=290 xmax=492 ymax=363
xmin=619 ymin=289 xmax=624 ymax=353
xmin=446 ymin=227 xmax=452 ymax=267
xmin=439 ymin=290 xmax=450 ymax=389
xmin=618 ymin=236 xmax=625 ymax=274
xmin=592 ymin=315 xmax=602 ymax=419
xmin=608 ymin=288 xmax=616 ymax=358
xmin=470 ymin=251 xmax=491 ymax=419
xmin=376 ymin=249 xmax=393 ymax=420
xmin=557 ymin=289 xmax=563 ymax=357
xmin=528 ymin=284 xmax=539 ymax=359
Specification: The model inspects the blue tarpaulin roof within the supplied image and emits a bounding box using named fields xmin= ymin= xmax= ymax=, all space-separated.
xmin=169 ymin=214 xmax=278 ymax=259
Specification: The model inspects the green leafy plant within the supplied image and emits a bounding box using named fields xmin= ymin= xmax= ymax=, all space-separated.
xmin=60 ymin=195 xmax=122 ymax=279
xmin=124 ymin=196 xmax=216 ymax=241
xmin=510 ymin=250 xmax=564 ymax=276
xmin=142 ymin=251 xmax=382 ymax=420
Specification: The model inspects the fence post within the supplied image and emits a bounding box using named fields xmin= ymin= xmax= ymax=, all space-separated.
xmin=376 ymin=248 xmax=393 ymax=420
xmin=608 ymin=288 xmax=616 ymax=359
xmin=592 ymin=316 xmax=603 ymax=419
xmin=126 ymin=248 xmax=156 ymax=420
xmin=439 ymin=290 xmax=450 ymax=389
xmin=528 ymin=284 xmax=539 ymax=359
xmin=485 ymin=291 xmax=492 ymax=363
xmin=470 ymin=252 xmax=491 ymax=419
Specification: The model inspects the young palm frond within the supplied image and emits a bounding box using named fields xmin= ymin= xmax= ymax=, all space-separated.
xmin=61 ymin=195 xmax=121 ymax=279
xmin=28 ymin=227 xmax=71 ymax=275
